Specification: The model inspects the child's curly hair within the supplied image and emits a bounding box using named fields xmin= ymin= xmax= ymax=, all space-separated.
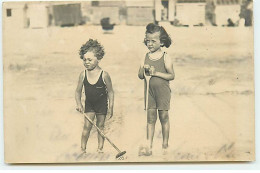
xmin=79 ymin=39 xmax=105 ymax=60
xmin=144 ymin=23 xmax=172 ymax=48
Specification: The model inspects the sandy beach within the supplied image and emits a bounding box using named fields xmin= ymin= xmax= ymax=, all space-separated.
xmin=3 ymin=24 xmax=254 ymax=163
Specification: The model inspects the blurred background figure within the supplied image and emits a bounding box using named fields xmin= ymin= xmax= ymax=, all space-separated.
xmin=227 ymin=18 xmax=235 ymax=27
xmin=240 ymin=0 xmax=253 ymax=26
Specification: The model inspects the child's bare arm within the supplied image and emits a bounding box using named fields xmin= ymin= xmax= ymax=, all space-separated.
xmin=104 ymin=71 xmax=114 ymax=119
xmin=75 ymin=71 xmax=84 ymax=113
xmin=138 ymin=66 xmax=145 ymax=79
xmin=150 ymin=54 xmax=175 ymax=81
xmin=138 ymin=56 xmax=146 ymax=79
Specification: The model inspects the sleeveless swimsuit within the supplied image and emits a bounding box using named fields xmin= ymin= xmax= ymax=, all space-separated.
xmin=83 ymin=70 xmax=108 ymax=115
xmin=144 ymin=52 xmax=171 ymax=110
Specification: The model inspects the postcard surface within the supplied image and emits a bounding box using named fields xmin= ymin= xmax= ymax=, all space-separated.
xmin=3 ymin=0 xmax=254 ymax=163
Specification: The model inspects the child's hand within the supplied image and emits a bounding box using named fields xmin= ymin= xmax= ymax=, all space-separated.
xmin=149 ymin=66 xmax=156 ymax=76
xmin=143 ymin=64 xmax=150 ymax=76
xmin=107 ymin=109 xmax=113 ymax=119
xmin=76 ymin=105 xmax=84 ymax=113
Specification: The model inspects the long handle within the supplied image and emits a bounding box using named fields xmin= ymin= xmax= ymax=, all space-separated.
xmin=84 ymin=113 xmax=121 ymax=153
xmin=145 ymin=75 xmax=151 ymax=111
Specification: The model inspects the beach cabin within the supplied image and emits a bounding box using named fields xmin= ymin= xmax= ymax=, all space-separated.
xmin=27 ymin=3 xmax=49 ymax=28
xmin=126 ymin=0 xmax=154 ymax=25
xmin=214 ymin=0 xmax=241 ymax=26
xmin=175 ymin=0 xmax=206 ymax=26
xmin=81 ymin=1 xmax=123 ymax=25
xmin=3 ymin=2 xmax=51 ymax=29
xmin=52 ymin=3 xmax=82 ymax=27
xmin=3 ymin=2 xmax=29 ymax=29
xmin=154 ymin=0 xmax=206 ymax=26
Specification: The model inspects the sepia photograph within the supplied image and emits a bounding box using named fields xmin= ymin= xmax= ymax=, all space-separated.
xmin=2 ymin=0 xmax=254 ymax=163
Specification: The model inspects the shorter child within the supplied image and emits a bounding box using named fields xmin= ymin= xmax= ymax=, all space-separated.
xmin=75 ymin=39 xmax=114 ymax=154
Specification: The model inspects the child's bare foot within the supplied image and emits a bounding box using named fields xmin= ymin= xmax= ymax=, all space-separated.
xmin=97 ymin=148 xmax=104 ymax=153
xmin=75 ymin=148 xmax=86 ymax=160
xmin=143 ymin=147 xmax=152 ymax=156
xmin=162 ymin=148 xmax=168 ymax=155
xmin=138 ymin=145 xmax=152 ymax=156
xmin=162 ymin=145 xmax=168 ymax=155
xmin=80 ymin=148 xmax=86 ymax=154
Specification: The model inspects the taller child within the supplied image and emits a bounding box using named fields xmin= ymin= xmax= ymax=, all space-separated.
xmin=138 ymin=23 xmax=175 ymax=155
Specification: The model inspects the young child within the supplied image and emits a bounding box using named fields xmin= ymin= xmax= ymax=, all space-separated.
xmin=75 ymin=39 xmax=114 ymax=154
xmin=138 ymin=23 xmax=175 ymax=156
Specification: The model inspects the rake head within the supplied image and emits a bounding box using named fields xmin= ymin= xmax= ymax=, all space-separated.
xmin=116 ymin=151 xmax=126 ymax=159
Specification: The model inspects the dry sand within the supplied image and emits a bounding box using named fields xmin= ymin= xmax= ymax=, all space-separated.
xmin=3 ymin=24 xmax=254 ymax=163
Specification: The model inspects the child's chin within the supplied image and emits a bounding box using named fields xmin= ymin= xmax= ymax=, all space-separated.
xmin=85 ymin=66 xmax=94 ymax=71
xmin=86 ymin=68 xmax=94 ymax=71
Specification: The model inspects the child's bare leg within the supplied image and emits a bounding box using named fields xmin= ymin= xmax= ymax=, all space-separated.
xmin=96 ymin=114 xmax=106 ymax=150
xmin=147 ymin=109 xmax=157 ymax=149
xmin=81 ymin=112 xmax=95 ymax=151
xmin=158 ymin=110 xmax=170 ymax=148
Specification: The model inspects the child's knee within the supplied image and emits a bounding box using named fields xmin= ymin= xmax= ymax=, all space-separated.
xmin=147 ymin=115 xmax=157 ymax=124
xmin=159 ymin=112 xmax=169 ymax=124
xmin=82 ymin=128 xmax=89 ymax=136
xmin=160 ymin=116 xmax=169 ymax=124
xmin=96 ymin=121 xmax=105 ymax=129
xmin=147 ymin=109 xmax=157 ymax=124
xmin=83 ymin=123 xmax=92 ymax=131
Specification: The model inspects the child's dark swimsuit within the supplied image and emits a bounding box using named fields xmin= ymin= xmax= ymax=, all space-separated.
xmin=83 ymin=70 xmax=108 ymax=115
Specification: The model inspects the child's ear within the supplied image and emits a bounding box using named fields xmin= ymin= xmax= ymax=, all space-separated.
xmin=144 ymin=38 xmax=147 ymax=46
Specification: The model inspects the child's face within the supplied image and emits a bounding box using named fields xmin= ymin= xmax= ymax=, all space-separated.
xmin=145 ymin=32 xmax=162 ymax=53
xmin=82 ymin=51 xmax=99 ymax=71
